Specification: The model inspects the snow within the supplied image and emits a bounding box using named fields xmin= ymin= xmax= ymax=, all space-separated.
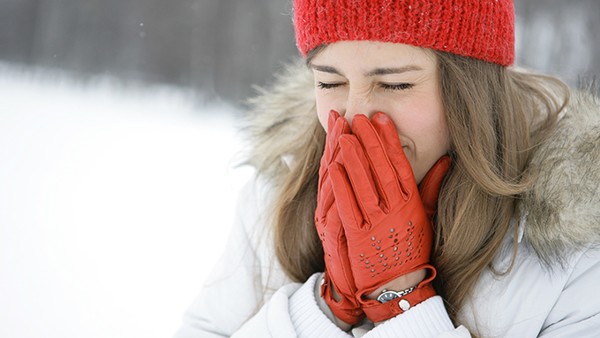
xmin=0 ymin=64 xmax=253 ymax=338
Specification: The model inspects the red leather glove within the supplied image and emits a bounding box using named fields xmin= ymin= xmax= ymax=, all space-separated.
xmin=368 ymin=112 xmax=451 ymax=221
xmin=315 ymin=110 xmax=363 ymax=324
xmin=329 ymin=112 xmax=450 ymax=323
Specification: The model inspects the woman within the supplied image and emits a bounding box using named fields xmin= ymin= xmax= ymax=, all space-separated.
xmin=176 ymin=0 xmax=600 ymax=337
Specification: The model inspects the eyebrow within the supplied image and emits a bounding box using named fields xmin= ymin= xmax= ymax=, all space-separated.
xmin=310 ymin=64 xmax=423 ymax=76
xmin=310 ymin=65 xmax=342 ymax=75
xmin=366 ymin=66 xmax=423 ymax=76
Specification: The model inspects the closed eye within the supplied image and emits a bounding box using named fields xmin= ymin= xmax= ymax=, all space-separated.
xmin=317 ymin=82 xmax=344 ymax=90
xmin=317 ymin=82 xmax=414 ymax=91
xmin=380 ymin=83 xmax=414 ymax=91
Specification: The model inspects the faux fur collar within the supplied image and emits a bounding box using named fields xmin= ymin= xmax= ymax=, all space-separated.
xmin=519 ymin=92 xmax=600 ymax=266
xmin=244 ymin=58 xmax=600 ymax=266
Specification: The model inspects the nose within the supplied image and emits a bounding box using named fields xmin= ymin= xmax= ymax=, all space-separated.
xmin=340 ymin=89 xmax=380 ymax=123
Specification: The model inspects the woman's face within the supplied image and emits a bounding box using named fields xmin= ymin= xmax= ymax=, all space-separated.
xmin=310 ymin=41 xmax=450 ymax=183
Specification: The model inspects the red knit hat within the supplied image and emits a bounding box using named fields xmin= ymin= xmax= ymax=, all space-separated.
xmin=293 ymin=0 xmax=515 ymax=66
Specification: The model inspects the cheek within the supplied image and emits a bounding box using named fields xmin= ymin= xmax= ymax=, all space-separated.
xmin=418 ymin=111 xmax=450 ymax=156
xmin=315 ymin=93 xmax=335 ymax=130
xmin=429 ymin=105 xmax=451 ymax=152
xmin=316 ymin=107 xmax=327 ymax=130
xmin=435 ymin=120 xmax=451 ymax=152
xmin=387 ymin=105 xmax=449 ymax=182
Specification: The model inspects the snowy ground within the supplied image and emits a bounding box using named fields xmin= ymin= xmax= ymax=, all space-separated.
xmin=0 ymin=64 xmax=253 ymax=338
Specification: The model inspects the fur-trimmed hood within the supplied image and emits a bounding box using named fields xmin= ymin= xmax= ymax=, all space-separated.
xmin=244 ymin=58 xmax=600 ymax=266
xmin=519 ymin=91 xmax=600 ymax=265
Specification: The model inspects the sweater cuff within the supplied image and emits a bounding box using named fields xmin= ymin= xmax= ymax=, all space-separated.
xmin=289 ymin=273 xmax=351 ymax=338
xmin=374 ymin=296 xmax=456 ymax=337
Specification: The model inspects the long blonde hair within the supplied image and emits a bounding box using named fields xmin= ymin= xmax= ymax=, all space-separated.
xmin=432 ymin=51 xmax=568 ymax=321
xmin=249 ymin=50 xmax=569 ymax=326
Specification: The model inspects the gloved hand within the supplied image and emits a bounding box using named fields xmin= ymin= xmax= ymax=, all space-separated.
xmin=329 ymin=112 xmax=450 ymax=323
xmin=315 ymin=110 xmax=363 ymax=325
xmin=368 ymin=112 xmax=451 ymax=222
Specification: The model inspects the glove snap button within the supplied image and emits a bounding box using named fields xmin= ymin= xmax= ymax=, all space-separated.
xmin=398 ymin=299 xmax=411 ymax=311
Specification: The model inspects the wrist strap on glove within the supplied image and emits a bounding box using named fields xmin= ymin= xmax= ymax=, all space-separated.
xmin=359 ymin=268 xmax=437 ymax=323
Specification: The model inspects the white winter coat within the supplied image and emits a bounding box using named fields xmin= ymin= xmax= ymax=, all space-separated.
xmin=175 ymin=61 xmax=600 ymax=337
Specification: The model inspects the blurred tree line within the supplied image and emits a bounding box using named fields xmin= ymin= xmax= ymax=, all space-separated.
xmin=0 ymin=0 xmax=298 ymax=104
xmin=515 ymin=0 xmax=600 ymax=87
xmin=1 ymin=0 xmax=598 ymax=105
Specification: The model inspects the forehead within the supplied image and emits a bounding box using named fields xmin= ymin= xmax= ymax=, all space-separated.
xmin=310 ymin=41 xmax=437 ymax=70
